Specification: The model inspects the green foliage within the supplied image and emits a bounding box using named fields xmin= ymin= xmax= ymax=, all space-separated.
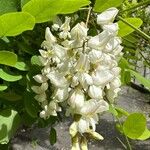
xmin=0 ymin=85 xmax=8 ymax=91
xmin=0 ymin=69 xmax=22 ymax=82
xmin=49 ymin=127 xmax=57 ymax=145
xmin=0 ymin=109 xmax=21 ymax=144
xmin=14 ymin=61 xmax=29 ymax=71
xmin=0 ymin=51 xmax=17 ymax=67
xmin=118 ymin=18 xmax=143 ymax=37
xmin=0 ymin=92 xmax=22 ymax=101
xmin=94 ymin=0 xmax=123 ymax=12
xmin=0 ymin=12 xmax=35 ymax=37
xmin=123 ymin=113 xmax=149 ymax=139
xmin=129 ymin=70 xmax=150 ymax=90
xmin=0 ymin=0 xmax=19 ymax=15
xmin=22 ymin=0 xmax=90 ymax=23
xmin=24 ymin=92 xmax=39 ymax=118
xmin=119 ymin=57 xmax=131 ymax=85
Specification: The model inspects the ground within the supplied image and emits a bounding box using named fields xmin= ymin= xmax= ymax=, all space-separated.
xmin=11 ymin=86 xmax=150 ymax=150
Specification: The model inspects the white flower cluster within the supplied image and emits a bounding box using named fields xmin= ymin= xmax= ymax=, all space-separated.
xmin=32 ymin=8 xmax=123 ymax=135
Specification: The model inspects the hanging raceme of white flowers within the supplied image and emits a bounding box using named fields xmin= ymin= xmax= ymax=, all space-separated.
xmin=32 ymin=7 xmax=123 ymax=149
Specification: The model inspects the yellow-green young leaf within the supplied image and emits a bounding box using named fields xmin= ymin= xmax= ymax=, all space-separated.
xmin=128 ymin=69 xmax=150 ymax=90
xmin=22 ymin=0 xmax=90 ymax=23
xmin=123 ymin=113 xmax=146 ymax=139
xmin=14 ymin=61 xmax=29 ymax=71
xmin=0 ymin=69 xmax=22 ymax=82
xmin=21 ymin=0 xmax=31 ymax=7
xmin=0 ymin=109 xmax=21 ymax=144
xmin=0 ymin=0 xmax=18 ymax=15
xmin=137 ymin=128 xmax=150 ymax=140
xmin=0 ymin=12 xmax=35 ymax=37
xmin=94 ymin=0 xmax=123 ymax=12
xmin=0 ymin=84 xmax=8 ymax=91
xmin=0 ymin=51 xmax=17 ymax=66
xmin=118 ymin=18 xmax=143 ymax=37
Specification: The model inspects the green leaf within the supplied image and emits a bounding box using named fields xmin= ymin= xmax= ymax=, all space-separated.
xmin=21 ymin=0 xmax=31 ymax=7
xmin=24 ymin=92 xmax=39 ymax=118
xmin=31 ymin=55 xmax=42 ymax=66
xmin=0 ymin=109 xmax=21 ymax=144
xmin=137 ymin=128 xmax=150 ymax=140
xmin=0 ymin=69 xmax=22 ymax=82
xmin=0 ymin=92 xmax=22 ymax=101
xmin=118 ymin=57 xmax=131 ymax=84
xmin=128 ymin=70 xmax=150 ymax=90
xmin=23 ymin=0 xmax=90 ymax=23
xmin=49 ymin=127 xmax=57 ymax=145
xmin=0 ymin=51 xmax=17 ymax=67
xmin=0 ymin=12 xmax=35 ymax=37
xmin=123 ymin=113 xmax=146 ymax=139
xmin=0 ymin=85 xmax=8 ymax=91
xmin=115 ymin=106 xmax=129 ymax=117
xmin=118 ymin=18 xmax=143 ymax=37
xmin=0 ymin=0 xmax=18 ymax=15
xmin=14 ymin=61 xmax=29 ymax=71
xmin=94 ymin=0 xmax=123 ymax=12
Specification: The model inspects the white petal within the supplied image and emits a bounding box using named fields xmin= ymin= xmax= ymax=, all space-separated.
xmin=32 ymin=83 xmax=48 ymax=94
xmin=75 ymin=54 xmax=90 ymax=72
xmin=34 ymin=92 xmax=47 ymax=102
xmin=88 ymin=30 xmax=112 ymax=50
xmin=33 ymin=74 xmax=47 ymax=83
xmin=45 ymin=27 xmax=56 ymax=43
xmin=88 ymin=49 xmax=102 ymax=63
xmin=103 ymin=23 xmax=119 ymax=34
xmin=46 ymin=71 xmax=68 ymax=88
xmin=97 ymin=7 xmax=119 ymax=25
xmin=55 ymin=88 xmax=69 ymax=102
xmin=78 ymin=118 xmax=89 ymax=133
xmin=92 ymin=70 xmax=114 ymax=86
xmin=71 ymin=22 xmax=88 ymax=40
xmin=88 ymin=85 xmax=103 ymax=99
xmin=68 ymin=89 xmax=85 ymax=109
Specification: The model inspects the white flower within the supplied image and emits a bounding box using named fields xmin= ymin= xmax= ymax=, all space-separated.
xmin=59 ymin=17 xmax=71 ymax=39
xmin=31 ymin=83 xmax=48 ymax=94
xmin=76 ymin=99 xmax=109 ymax=133
xmin=80 ymin=99 xmax=109 ymax=116
xmin=103 ymin=23 xmax=119 ymax=34
xmin=60 ymin=17 xmax=71 ymax=31
xmin=46 ymin=71 xmax=68 ymax=88
xmin=104 ymin=37 xmax=121 ymax=53
xmin=55 ymin=88 xmax=69 ymax=102
xmin=88 ymin=85 xmax=103 ymax=99
xmin=34 ymin=92 xmax=47 ymax=102
xmin=68 ymin=89 xmax=85 ymax=110
xmin=92 ymin=69 xmax=114 ymax=86
xmin=52 ymin=24 xmax=59 ymax=31
xmin=70 ymin=22 xmax=88 ymax=40
xmin=33 ymin=74 xmax=48 ymax=83
xmin=87 ymin=30 xmax=112 ymax=50
xmin=75 ymin=53 xmax=90 ymax=72
xmin=42 ymin=27 xmax=56 ymax=49
xmin=53 ymin=44 xmax=68 ymax=60
xmin=97 ymin=7 xmax=119 ymax=25
xmin=88 ymin=49 xmax=102 ymax=63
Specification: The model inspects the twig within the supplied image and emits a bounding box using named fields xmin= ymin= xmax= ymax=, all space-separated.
xmin=86 ymin=7 xmax=92 ymax=27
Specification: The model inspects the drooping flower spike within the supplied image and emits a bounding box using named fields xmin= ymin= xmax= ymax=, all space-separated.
xmin=32 ymin=7 xmax=122 ymax=149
